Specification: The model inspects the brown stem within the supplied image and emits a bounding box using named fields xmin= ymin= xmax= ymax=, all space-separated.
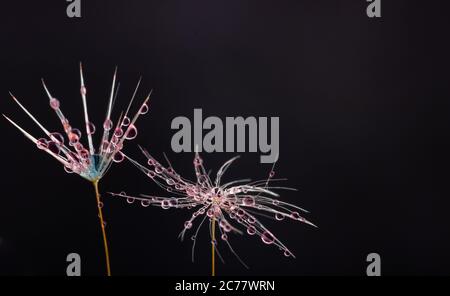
xmin=92 ymin=180 xmax=111 ymax=276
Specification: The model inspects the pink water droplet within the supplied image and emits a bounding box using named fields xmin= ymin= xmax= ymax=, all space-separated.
xmin=141 ymin=199 xmax=150 ymax=207
xmin=126 ymin=197 xmax=135 ymax=204
xmin=63 ymin=120 xmax=71 ymax=133
xmin=269 ymin=170 xmax=275 ymax=178
xmin=169 ymin=198 xmax=178 ymax=207
xmin=219 ymin=220 xmax=227 ymax=228
xmin=74 ymin=142 xmax=84 ymax=152
xmin=47 ymin=141 xmax=60 ymax=155
xmin=86 ymin=122 xmax=95 ymax=135
xmin=64 ymin=165 xmax=73 ymax=174
xmin=36 ymin=138 xmax=48 ymax=150
xmin=221 ymin=234 xmax=228 ymax=241
xmin=290 ymin=212 xmax=300 ymax=220
xmin=122 ymin=116 xmax=131 ymax=127
xmin=103 ymin=119 xmax=113 ymax=131
xmin=155 ymin=166 xmax=163 ymax=174
xmin=275 ymin=213 xmax=285 ymax=221
xmin=125 ymin=124 xmax=137 ymax=140
xmin=243 ymin=197 xmax=255 ymax=206
xmin=247 ymin=226 xmax=256 ymax=235
xmin=112 ymin=151 xmax=125 ymax=163
xmin=114 ymin=127 xmax=124 ymax=138
xmin=184 ymin=221 xmax=193 ymax=229
xmin=193 ymin=157 xmax=203 ymax=166
xmin=284 ymin=250 xmax=291 ymax=257
xmin=166 ymin=179 xmax=175 ymax=185
xmin=50 ymin=98 xmax=60 ymax=110
xmin=139 ymin=103 xmax=149 ymax=114
xmin=147 ymin=158 xmax=155 ymax=166
xmin=69 ymin=129 xmax=81 ymax=144
xmin=98 ymin=202 xmax=104 ymax=209
xmin=161 ymin=200 xmax=171 ymax=209
xmin=207 ymin=208 xmax=215 ymax=218
xmin=247 ymin=216 xmax=256 ymax=224
xmin=224 ymin=224 xmax=232 ymax=232
xmin=80 ymin=149 xmax=89 ymax=160
xmin=147 ymin=171 xmax=156 ymax=179
xmin=50 ymin=132 xmax=64 ymax=144
xmin=80 ymin=86 xmax=87 ymax=96
xmin=261 ymin=231 xmax=275 ymax=244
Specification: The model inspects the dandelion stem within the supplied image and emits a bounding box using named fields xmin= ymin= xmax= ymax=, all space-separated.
xmin=212 ymin=218 xmax=216 ymax=276
xmin=92 ymin=180 xmax=111 ymax=276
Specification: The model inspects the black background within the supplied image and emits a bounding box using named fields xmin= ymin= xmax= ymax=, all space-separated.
xmin=0 ymin=0 xmax=447 ymax=275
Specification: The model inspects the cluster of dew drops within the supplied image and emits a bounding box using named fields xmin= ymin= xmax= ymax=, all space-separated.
xmin=115 ymin=153 xmax=312 ymax=258
xmin=34 ymin=85 xmax=149 ymax=175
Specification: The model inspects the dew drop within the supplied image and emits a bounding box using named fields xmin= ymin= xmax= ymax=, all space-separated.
xmin=155 ymin=166 xmax=163 ymax=174
xmin=126 ymin=197 xmax=135 ymax=204
xmin=103 ymin=119 xmax=113 ymax=131
xmin=261 ymin=231 xmax=275 ymax=244
xmin=161 ymin=200 xmax=171 ymax=209
xmin=272 ymin=200 xmax=280 ymax=206
xmin=80 ymin=149 xmax=89 ymax=160
xmin=169 ymin=198 xmax=178 ymax=207
xmin=290 ymin=212 xmax=300 ymax=220
xmin=275 ymin=213 xmax=285 ymax=221
xmin=242 ymin=197 xmax=255 ymax=206
xmin=147 ymin=171 xmax=156 ymax=179
xmin=125 ymin=124 xmax=137 ymax=140
xmin=80 ymin=86 xmax=87 ymax=96
xmin=98 ymin=202 xmax=104 ymax=209
xmin=50 ymin=132 xmax=64 ymax=144
xmin=47 ymin=141 xmax=60 ymax=155
xmin=69 ymin=131 xmax=80 ymax=144
xmin=63 ymin=165 xmax=73 ymax=174
xmin=269 ymin=170 xmax=275 ymax=178
xmin=284 ymin=250 xmax=291 ymax=257
xmin=141 ymin=199 xmax=150 ymax=207
xmin=184 ymin=221 xmax=192 ymax=229
xmin=122 ymin=116 xmax=131 ymax=127
xmin=247 ymin=226 xmax=256 ymax=235
xmin=112 ymin=151 xmax=125 ymax=163
xmin=191 ymin=235 xmax=196 ymax=241
xmin=36 ymin=138 xmax=48 ymax=150
xmin=114 ymin=127 xmax=124 ymax=138
xmin=247 ymin=216 xmax=256 ymax=224
xmin=221 ymin=234 xmax=228 ymax=241
xmin=50 ymin=98 xmax=60 ymax=110
xmin=86 ymin=122 xmax=96 ymax=135
xmin=147 ymin=158 xmax=155 ymax=166
xmin=139 ymin=103 xmax=149 ymax=114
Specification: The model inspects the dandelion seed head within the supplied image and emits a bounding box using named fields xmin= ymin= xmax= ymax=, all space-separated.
xmin=4 ymin=64 xmax=152 ymax=182
xmin=112 ymin=149 xmax=317 ymax=266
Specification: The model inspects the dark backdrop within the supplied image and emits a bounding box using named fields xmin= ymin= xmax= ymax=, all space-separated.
xmin=0 ymin=0 xmax=447 ymax=275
